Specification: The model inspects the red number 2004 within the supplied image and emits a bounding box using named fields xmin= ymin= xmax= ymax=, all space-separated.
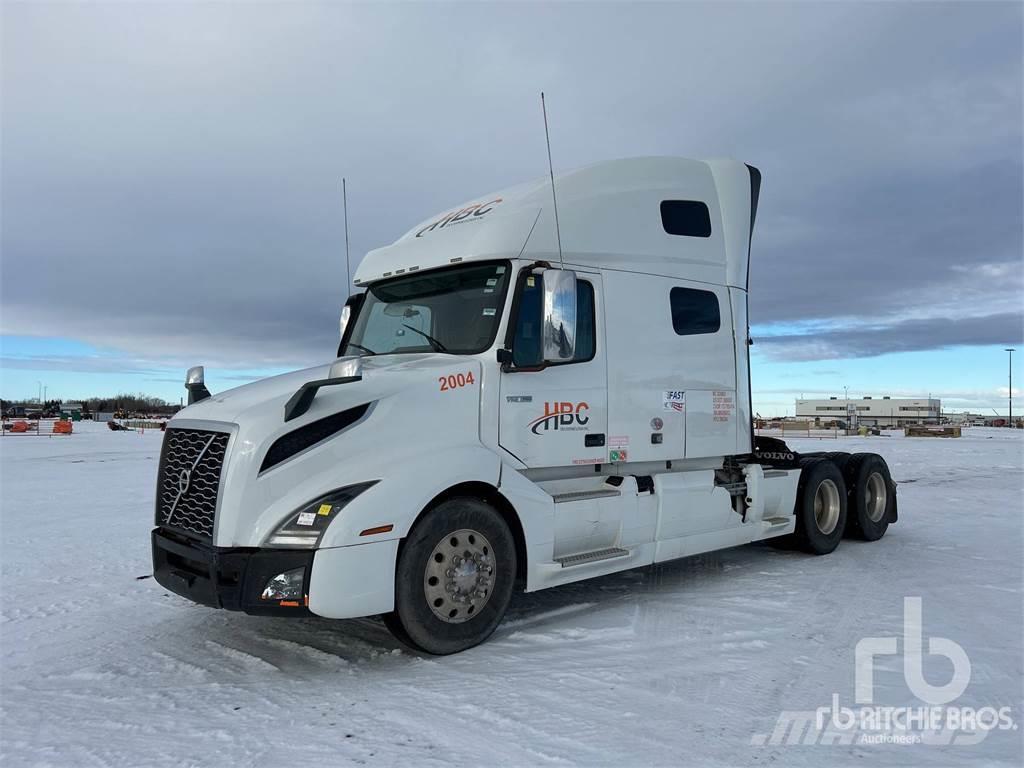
xmin=439 ymin=371 xmax=475 ymax=391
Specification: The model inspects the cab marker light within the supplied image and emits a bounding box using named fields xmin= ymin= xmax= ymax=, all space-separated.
xmin=359 ymin=524 xmax=394 ymax=537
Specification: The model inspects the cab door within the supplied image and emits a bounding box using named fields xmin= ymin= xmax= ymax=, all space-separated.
xmin=498 ymin=269 xmax=607 ymax=468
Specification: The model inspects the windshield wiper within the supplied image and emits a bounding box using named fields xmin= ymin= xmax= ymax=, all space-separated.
xmin=346 ymin=343 xmax=377 ymax=356
xmin=402 ymin=324 xmax=448 ymax=353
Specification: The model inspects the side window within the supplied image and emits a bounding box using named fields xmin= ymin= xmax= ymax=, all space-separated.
xmin=669 ymin=286 xmax=720 ymax=336
xmin=512 ymin=275 xmax=595 ymax=367
xmin=660 ymin=200 xmax=712 ymax=237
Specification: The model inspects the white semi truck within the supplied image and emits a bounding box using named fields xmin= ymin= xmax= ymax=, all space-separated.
xmin=152 ymin=157 xmax=897 ymax=654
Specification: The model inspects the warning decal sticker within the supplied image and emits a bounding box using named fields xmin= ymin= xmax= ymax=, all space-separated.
xmin=713 ymin=391 xmax=735 ymax=423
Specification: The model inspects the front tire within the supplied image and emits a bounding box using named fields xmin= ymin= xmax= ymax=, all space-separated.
xmin=384 ymin=498 xmax=516 ymax=655
xmin=794 ymin=458 xmax=848 ymax=555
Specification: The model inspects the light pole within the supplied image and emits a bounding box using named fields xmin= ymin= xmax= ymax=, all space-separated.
xmin=36 ymin=381 xmax=42 ymax=404
xmin=1006 ymin=348 xmax=1015 ymax=427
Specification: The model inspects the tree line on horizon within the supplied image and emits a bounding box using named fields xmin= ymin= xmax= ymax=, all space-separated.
xmin=1 ymin=393 xmax=181 ymax=416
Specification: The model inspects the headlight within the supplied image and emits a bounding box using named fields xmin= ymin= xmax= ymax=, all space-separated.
xmin=260 ymin=568 xmax=306 ymax=601
xmin=264 ymin=481 xmax=377 ymax=548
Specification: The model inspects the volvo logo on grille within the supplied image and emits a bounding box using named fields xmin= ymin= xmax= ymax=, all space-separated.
xmin=177 ymin=468 xmax=191 ymax=495
xmin=161 ymin=434 xmax=222 ymax=536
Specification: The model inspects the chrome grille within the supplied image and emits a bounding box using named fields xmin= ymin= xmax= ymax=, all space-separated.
xmin=155 ymin=428 xmax=230 ymax=540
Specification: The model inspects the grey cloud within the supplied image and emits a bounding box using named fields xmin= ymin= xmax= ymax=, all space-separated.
xmin=756 ymin=312 xmax=1024 ymax=362
xmin=1 ymin=2 xmax=1021 ymax=367
xmin=0 ymin=353 xmax=161 ymax=377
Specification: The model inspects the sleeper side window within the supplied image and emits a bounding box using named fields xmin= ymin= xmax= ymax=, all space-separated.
xmin=669 ymin=286 xmax=720 ymax=336
xmin=660 ymin=200 xmax=712 ymax=237
xmin=513 ymin=275 xmax=595 ymax=367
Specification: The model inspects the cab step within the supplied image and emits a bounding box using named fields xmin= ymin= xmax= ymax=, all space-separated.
xmin=554 ymin=547 xmax=629 ymax=568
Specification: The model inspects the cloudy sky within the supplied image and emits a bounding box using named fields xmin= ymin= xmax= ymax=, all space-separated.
xmin=2 ymin=1 xmax=1021 ymax=415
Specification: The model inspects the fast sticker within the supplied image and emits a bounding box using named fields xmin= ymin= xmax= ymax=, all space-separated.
xmin=297 ymin=512 xmax=317 ymax=526
xmin=482 ymin=308 xmax=497 ymax=316
xmin=317 ymin=504 xmax=332 ymax=516
xmin=663 ymin=390 xmax=686 ymax=412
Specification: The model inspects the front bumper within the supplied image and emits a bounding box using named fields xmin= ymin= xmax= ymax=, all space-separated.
xmin=152 ymin=528 xmax=314 ymax=615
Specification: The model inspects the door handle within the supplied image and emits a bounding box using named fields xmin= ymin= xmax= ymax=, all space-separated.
xmin=585 ymin=434 xmax=605 ymax=447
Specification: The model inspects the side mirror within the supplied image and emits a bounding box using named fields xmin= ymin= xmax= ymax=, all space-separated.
xmin=337 ymin=292 xmax=365 ymax=357
xmin=339 ymin=304 xmax=352 ymax=340
xmin=542 ymin=269 xmax=577 ymax=362
xmin=185 ymin=366 xmax=212 ymax=405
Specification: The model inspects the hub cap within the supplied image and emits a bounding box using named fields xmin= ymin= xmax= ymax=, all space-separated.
xmin=424 ymin=528 xmax=495 ymax=624
xmin=813 ymin=478 xmax=841 ymax=535
xmin=865 ymin=471 xmax=887 ymax=523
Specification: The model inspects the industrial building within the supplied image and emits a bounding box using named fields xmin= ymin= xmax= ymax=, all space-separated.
xmin=795 ymin=396 xmax=941 ymax=427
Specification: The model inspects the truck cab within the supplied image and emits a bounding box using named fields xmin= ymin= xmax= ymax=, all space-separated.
xmin=152 ymin=157 xmax=897 ymax=654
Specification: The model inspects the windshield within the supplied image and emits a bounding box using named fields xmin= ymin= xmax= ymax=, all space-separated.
xmin=344 ymin=261 xmax=511 ymax=356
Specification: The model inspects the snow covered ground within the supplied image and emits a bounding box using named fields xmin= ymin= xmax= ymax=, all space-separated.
xmin=1 ymin=423 xmax=1021 ymax=766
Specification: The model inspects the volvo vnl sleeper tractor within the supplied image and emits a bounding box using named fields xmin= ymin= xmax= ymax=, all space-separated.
xmin=152 ymin=157 xmax=898 ymax=654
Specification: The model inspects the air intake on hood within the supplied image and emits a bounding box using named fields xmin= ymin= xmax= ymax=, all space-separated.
xmin=260 ymin=403 xmax=371 ymax=473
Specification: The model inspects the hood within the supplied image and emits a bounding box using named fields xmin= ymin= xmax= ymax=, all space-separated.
xmin=167 ymin=352 xmax=489 ymax=549
xmin=173 ymin=353 xmax=458 ymax=427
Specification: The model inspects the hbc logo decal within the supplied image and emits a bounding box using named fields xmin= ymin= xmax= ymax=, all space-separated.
xmin=415 ymin=198 xmax=503 ymax=238
xmin=528 ymin=402 xmax=589 ymax=434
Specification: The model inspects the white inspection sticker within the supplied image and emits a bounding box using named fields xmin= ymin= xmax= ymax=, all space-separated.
xmin=663 ymin=390 xmax=686 ymax=412
xmin=297 ymin=512 xmax=317 ymax=526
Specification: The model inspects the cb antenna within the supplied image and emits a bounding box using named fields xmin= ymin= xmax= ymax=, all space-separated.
xmin=343 ymin=177 xmax=352 ymax=291
xmin=541 ymin=92 xmax=564 ymax=269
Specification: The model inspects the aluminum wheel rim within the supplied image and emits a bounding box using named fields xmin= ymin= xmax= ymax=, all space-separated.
xmin=814 ymin=478 xmax=841 ymax=535
xmin=865 ymin=472 xmax=887 ymax=523
xmin=423 ymin=528 xmax=495 ymax=624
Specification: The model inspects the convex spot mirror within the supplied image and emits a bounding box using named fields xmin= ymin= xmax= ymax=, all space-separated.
xmin=542 ymin=268 xmax=577 ymax=362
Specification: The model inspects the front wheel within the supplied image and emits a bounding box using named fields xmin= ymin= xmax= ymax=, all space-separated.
xmin=384 ymin=498 xmax=516 ymax=655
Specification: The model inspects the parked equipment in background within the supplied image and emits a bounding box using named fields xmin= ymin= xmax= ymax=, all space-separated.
xmin=151 ymin=157 xmax=898 ymax=654
xmin=1 ymin=418 xmax=73 ymax=436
